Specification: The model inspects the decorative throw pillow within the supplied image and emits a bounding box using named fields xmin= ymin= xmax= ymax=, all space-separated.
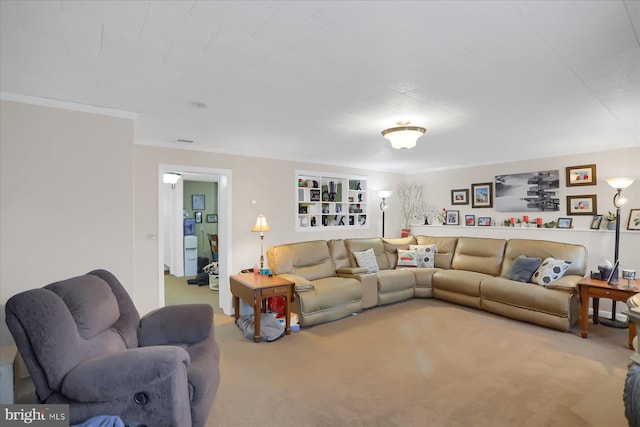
xmin=408 ymin=244 xmax=436 ymax=268
xmin=504 ymin=255 xmax=542 ymax=283
xmin=397 ymin=249 xmax=418 ymax=268
xmin=532 ymin=257 xmax=572 ymax=286
xmin=353 ymin=248 xmax=380 ymax=273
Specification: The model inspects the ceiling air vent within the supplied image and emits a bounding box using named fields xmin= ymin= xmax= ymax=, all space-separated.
xmin=176 ymin=139 xmax=194 ymax=144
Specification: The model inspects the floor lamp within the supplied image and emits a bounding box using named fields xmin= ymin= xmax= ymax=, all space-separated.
xmin=251 ymin=214 xmax=271 ymax=269
xmin=600 ymin=177 xmax=635 ymax=328
xmin=377 ymin=190 xmax=393 ymax=238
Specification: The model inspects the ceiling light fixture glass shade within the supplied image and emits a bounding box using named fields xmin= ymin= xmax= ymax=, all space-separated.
xmin=381 ymin=124 xmax=426 ymax=149
xmin=163 ymin=172 xmax=181 ymax=184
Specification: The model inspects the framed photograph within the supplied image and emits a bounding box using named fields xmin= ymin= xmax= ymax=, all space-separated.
xmin=566 ymin=164 xmax=597 ymax=187
xmin=495 ymin=170 xmax=559 ymax=212
xmin=478 ymin=217 xmax=491 ymax=226
xmin=628 ymin=209 xmax=640 ymax=231
xmin=566 ymin=195 xmax=597 ymax=216
xmin=471 ymin=182 xmax=493 ymax=208
xmin=557 ymin=217 xmax=573 ymax=229
xmin=310 ymin=189 xmax=321 ymax=202
xmin=192 ymin=194 xmax=205 ymax=210
xmin=206 ymin=214 xmax=218 ymax=223
xmin=195 ymin=212 xmax=202 ymax=223
xmin=451 ymin=189 xmax=469 ymax=205
xmin=465 ymin=214 xmax=475 ymax=226
xmin=590 ymin=214 xmax=603 ymax=230
xmin=445 ymin=210 xmax=459 ymax=225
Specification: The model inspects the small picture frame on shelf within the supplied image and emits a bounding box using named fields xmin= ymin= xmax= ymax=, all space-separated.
xmin=590 ymin=214 xmax=603 ymax=230
xmin=445 ymin=210 xmax=460 ymax=225
xmin=628 ymin=209 xmax=640 ymax=231
xmin=206 ymin=214 xmax=218 ymax=223
xmin=465 ymin=214 xmax=475 ymax=226
xmin=566 ymin=194 xmax=597 ymax=215
xmin=310 ymin=189 xmax=321 ymax=202
xmin=451 ymin=189 xmax=469 ymax=205
xmin=478 ymin=217 xmax=491 ymax=226
xmin=299 ymin=206 xmax=308 ymax=214
xmin=557 ymin=217 xmax=573 ymax=229
xmin=195 ymin=212 xmax=202 ymax=223
xmin=471 ymin=182 xmax=493 ymax=208
xmin=566 ymin=164 xmax=597 ymax=187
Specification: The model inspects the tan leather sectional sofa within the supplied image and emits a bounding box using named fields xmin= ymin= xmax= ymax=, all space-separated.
xmin=266 ymin=235 xmax=587 ymax=331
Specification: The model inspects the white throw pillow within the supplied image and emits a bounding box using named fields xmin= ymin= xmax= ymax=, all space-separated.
xmin=409 ymin=244 xmax=436 ymax=268
xmin=397 ymin=249 xmax=418 ymax=268
xmin=531 ymin=257 xmax=572 ymax=286
xmin=353 ymin=248 xmax=380 ymax=273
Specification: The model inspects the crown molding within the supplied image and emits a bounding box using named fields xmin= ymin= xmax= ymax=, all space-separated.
xmin=0 ymin=92 xmax=139 ymax=119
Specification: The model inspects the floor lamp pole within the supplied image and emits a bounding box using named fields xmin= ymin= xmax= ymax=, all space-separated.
xmin=381 ymin=210 xmax=386 ymax=238
xmin=600 ymin=203 xmax=626 ymax=328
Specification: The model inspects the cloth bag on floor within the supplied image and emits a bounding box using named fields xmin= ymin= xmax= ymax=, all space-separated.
xmin=236 ymin=313 xmax=285 ymax=342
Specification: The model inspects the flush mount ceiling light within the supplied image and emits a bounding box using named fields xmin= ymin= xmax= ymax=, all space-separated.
xmin=381 ymin=121 xmax=426 ymax=150
xmin=163 ymin=172 xmax=181 ymax=185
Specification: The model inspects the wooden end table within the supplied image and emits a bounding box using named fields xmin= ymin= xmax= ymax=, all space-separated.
xmin=230 ymin=273 xmax=294 ymax=343
xmin=578 ymin=277 xmax=640 ymax=349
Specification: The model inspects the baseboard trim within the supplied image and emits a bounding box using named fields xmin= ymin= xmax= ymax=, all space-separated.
xmin=588 ymin=308 xmax=628 ymax=322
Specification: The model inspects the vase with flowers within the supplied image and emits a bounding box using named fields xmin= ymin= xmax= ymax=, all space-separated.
xmin=606 ymin=211 xmax=617 ymax=230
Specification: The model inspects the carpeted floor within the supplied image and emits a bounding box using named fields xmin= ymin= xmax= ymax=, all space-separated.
xmin=165 ymin=275 xmax=633 ymax=427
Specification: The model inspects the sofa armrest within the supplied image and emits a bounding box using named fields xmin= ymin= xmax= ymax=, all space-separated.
xmin=337 ymin=267 xmax=369 ymax=275
xmin=139 ymin=304 xmax=213 ymax=346
xmin=338 ymin=272 xmax=378 ymax=309
xmin=544 ymin=275 xmax=582 ymax=291
xmin=275 ymin=274 xmax=316 ymax=292
xmin=62 ymin=346 xmax=190 ymax=402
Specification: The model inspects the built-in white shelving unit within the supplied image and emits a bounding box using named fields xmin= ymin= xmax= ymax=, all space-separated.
xmin=296 ymin=171 xmax=368 ymax=231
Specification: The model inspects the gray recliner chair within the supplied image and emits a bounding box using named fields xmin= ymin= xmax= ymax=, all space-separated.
xmin=5 ymin=269 xmax=220 ymax=427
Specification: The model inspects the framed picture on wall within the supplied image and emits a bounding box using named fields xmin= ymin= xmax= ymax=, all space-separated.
xmin=566 ymin=164 xmax=597 ymax=187
xmin=566 ymin=195 xmax=597 ymax=215
xmin=206 ymin=214 xmax=218 ymax=223
xmin=451 ymin=189 xmax=469 ymax=205
xmin=192 ymin=194 xmax=205 ymax=210
xmin=195 ymin=212 xmax=202 ymax=223
xmin=471 ymin=182 xmax=493 ymax=208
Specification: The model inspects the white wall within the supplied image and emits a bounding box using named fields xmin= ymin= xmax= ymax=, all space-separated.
xmin=0 ymin=100 xmax=134 ymax=344
xmin=133 ymin=145 xmax=406 ymax=316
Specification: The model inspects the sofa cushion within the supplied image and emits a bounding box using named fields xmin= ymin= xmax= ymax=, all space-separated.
xmin=500 ymin=239 xmax=586 ymax=277
xmin=415 ymin=236 xmax=458 ymax=269
xmin=267 ymin=240 xmax=336 ymax=280
xmin=328 ymin=239 xmax=350 ymax=270
xmin=451 ymin=237 xmax=506 ymax=276
xmin=382 ymin=236 xmax=417 ymax=268
xmin=376 ymin=269 xmax=416 ymax=294
xmin=345 ymin=238 xmax=390 ymax=270
xmin=432 ymin=269 xmax=490 ymax=297
xmin=409 ymin=244 xmax=436 ymax=268
xmin=296 ymin=277 xmax=362 ymax=315
xmin=532 ymin=258 xmax=571 ymax=286
xmin=504 ymin=255 xmax=542 ymax=283
xmin=353 ymin=248 xmax=380 ymax=273
xmin=397 ymin=249 xmax=418 ymax=267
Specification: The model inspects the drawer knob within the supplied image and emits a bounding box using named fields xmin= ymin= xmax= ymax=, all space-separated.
xmin=606 ymin=291 xmax=610 ymax=295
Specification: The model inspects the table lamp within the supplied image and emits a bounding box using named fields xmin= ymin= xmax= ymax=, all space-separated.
xmin=252 ymin=215 xmax=271 ymax=269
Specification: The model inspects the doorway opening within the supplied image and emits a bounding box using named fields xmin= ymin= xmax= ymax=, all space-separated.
xmin=158 ymin=165 xmax=233 ymax=315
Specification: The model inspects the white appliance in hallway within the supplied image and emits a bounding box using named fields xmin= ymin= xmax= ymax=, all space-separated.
xmin=184 ymin=235 xmax=198 ymax=276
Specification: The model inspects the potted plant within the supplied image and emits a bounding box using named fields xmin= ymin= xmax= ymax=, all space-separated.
xmin=398 ymin=184 xmax=425 ymax=236
xmin=606 ymin=211 xmax=617 ymax=230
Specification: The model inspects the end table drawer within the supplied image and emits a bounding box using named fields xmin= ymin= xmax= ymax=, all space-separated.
xmin=261 ymin=285 xmax=290 ymax=296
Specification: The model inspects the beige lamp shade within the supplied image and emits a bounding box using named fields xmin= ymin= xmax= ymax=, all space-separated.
xmin=606 ymin=177 xmax=635 ymax=190
xmin=251 ymin=215 xmax=271 ymax=233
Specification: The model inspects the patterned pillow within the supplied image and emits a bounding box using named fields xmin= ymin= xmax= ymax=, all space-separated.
xmin=353 ymin=248 xmax=380 ymax=273
xmin=409 ymin=244 xmax=436 ymax=268
xmin=397 ymin=249 xmax=418 ymax=268
xmin=532 ymin=257 xmax=572 ymax=286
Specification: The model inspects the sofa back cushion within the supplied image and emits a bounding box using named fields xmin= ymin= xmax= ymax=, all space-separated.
xmin=452 ymin=237 xmax=506 ymax=276
xmin=267 ymin=240 xmax=336 ymax=280
xmin=327 ymin=239 xmax=350 ymax=270
xmin=415 ymin=236 xmax=459 ymax=269
xmin=344 ymin=238 xmax=390 ymax=271
xmin=502 ymin=239 xmax=587 ymax=277
xmin=382 ymin=236 xmax=417 ymax=269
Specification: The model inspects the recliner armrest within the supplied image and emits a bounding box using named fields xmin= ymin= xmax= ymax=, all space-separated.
xmin=138 ymin=304 xmax=213 ymax=346
xmin=62 ymin=346 xmax=190 ymax=402
xmin=337 ymin=267 xmax=369 ymax=275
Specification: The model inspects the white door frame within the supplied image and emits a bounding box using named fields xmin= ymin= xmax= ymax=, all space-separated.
xmin=158 ymin=164 xmax=233 ymax=315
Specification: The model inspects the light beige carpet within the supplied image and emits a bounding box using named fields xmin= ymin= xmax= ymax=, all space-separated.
xmin=165 ymin=276 xmax=632 ymax=427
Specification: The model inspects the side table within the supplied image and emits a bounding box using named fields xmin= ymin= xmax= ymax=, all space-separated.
xmin=230 ymin=273 xmax=294 ymax=343
xmin=578 ymin=277 xmax=640 ymax=349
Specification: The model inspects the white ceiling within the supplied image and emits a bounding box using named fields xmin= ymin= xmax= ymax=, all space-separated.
xmin=1 ymin=0 xmax=639 ymax=174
